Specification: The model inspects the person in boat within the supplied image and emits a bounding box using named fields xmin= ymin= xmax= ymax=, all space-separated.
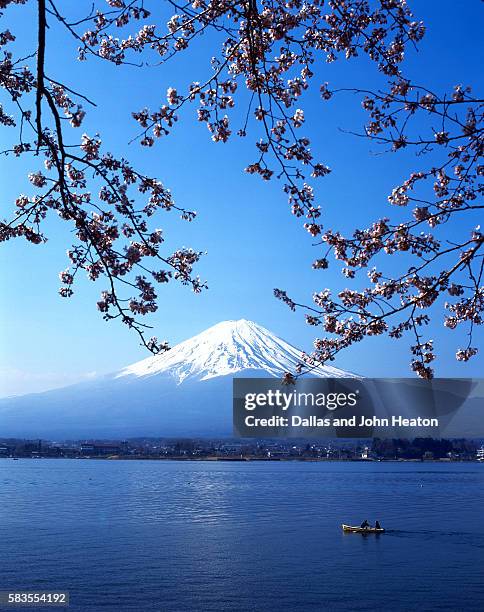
xmin=375 ymin=520 xmax=382 ymax=530
xmin=360 ymin=520 xmax=370 ymax=529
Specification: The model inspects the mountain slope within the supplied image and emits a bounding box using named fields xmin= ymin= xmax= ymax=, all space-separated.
xmin=0 ymin=319 xmax=355 ymax=438
xmin=115 ymin=319 xmax=350 ymax=383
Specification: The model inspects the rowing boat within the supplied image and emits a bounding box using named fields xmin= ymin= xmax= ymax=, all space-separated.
xmin=342 ymin=524 xmax=385 ymax=534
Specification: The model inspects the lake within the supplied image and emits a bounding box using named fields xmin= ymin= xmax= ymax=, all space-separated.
xmin=0 ymin=459 xmax=483 ymax=611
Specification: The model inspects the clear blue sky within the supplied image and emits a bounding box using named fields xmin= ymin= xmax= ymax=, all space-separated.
xmin=1 ymin=0 xmax=483 ymax=396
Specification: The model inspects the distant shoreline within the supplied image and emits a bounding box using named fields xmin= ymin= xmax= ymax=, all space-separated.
xmin=2 ymin=456 xmax=483 ymax=463
xmin=3 ymin=437 xmax=482 ymax=462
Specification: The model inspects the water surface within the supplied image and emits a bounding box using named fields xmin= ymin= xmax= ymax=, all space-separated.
xmin=0 ymin=460 xmax=483 ymax=611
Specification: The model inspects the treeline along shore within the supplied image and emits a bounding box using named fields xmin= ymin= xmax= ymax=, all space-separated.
xmin=1 ymin=437 xmax=483 ymax=462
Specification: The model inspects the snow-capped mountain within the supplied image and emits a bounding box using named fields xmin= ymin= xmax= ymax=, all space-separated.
xmin=0 ymin=319 xmax=354 ymax=438
xmin=116 ymin=319 xmax=350 ymax=383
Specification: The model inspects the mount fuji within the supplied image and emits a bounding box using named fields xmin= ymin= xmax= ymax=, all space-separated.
xmin=0 ymin=320 xmax=355 ymax=438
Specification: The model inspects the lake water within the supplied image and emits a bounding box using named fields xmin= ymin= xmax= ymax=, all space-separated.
xmin=0 ymin=459 xmax=483 ymax=611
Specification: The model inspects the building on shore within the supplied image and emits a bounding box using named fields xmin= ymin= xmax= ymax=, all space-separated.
xmin=80 ymin=443 xmax=122 ymax=456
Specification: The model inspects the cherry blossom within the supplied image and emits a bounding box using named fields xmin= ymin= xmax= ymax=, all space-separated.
xmin=1 ymin=0 xmax=481 ymax=374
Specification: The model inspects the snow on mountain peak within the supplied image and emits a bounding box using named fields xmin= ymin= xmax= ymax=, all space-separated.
xmin=116 ymin=319 xmax=353 ymax=384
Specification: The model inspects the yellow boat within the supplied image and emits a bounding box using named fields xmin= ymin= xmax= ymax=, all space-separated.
xmin=342 ymin=524 xmax=385 ymax=534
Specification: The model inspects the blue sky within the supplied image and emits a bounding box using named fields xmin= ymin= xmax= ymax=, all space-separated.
xmin=1 ymin=0 xmax=483 ymax=396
